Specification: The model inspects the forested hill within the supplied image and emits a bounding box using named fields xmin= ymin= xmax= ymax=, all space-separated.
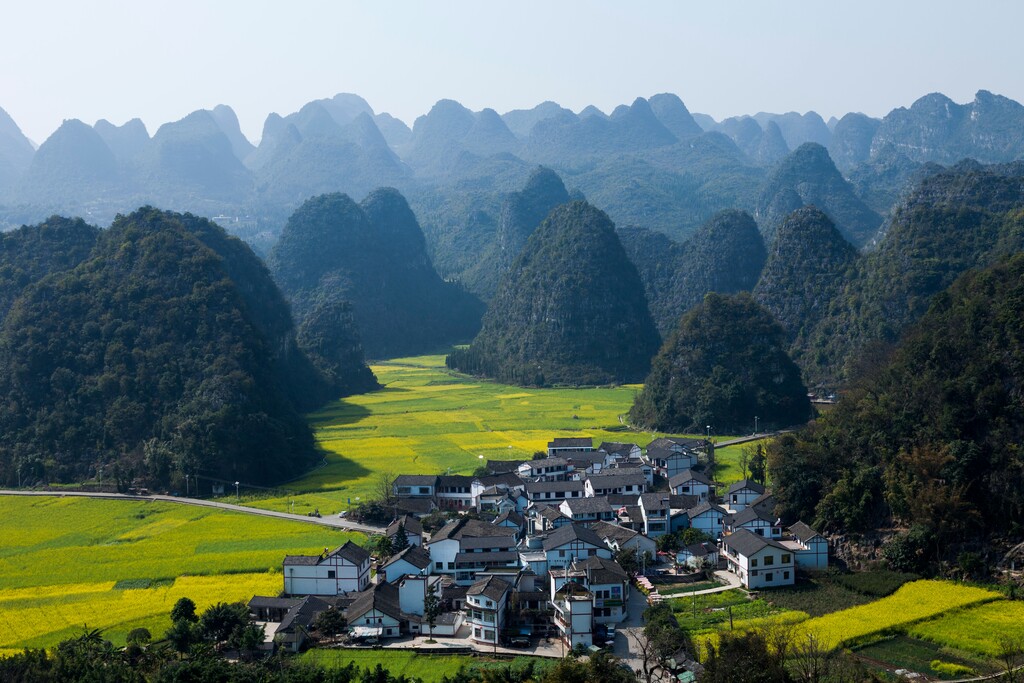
xmin=618 ymin=209 xmax=766 ymax=335
xmin=768 ymin=253 xmax=1024 ymax=569
xmin=796 ymin=162 xmax=1024 ymax=386
xmin=0 ymin=216 xmax=98 ymax=321
xmin=629 ymin=292 xmax=810 ymax=434
xmin=447 ymin=200 xmax=660 ymax=386
xmin=0 ymin=208 xmax=347 ymax=488
xmin=268 ymin=188 xmax=485 ymax=359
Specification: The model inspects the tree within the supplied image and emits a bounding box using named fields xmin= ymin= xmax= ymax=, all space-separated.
xmin=376 ymin=534 xmax=394 ymax=560
xmin=700 ymin=630 xmax=791 ymax=683
xmin=391 ymin=523 xmax=410 ymax=553
xmin=789 ymin=632 xmax=833 ymax=683
xmin=615 ymin=547 xmax=639 ymax=575
xmin=997 ymin=634 xmax=1024 ymax=683
xmin=424 ymin=581 xmax=442 ymax=640
xmin=749 ymin=444 xmax=767 ymax=485
xmin=312 ymin=607 xmax=347 ymax=644
xmin=198 ymin=602 xmax=249 ymax=646
xmin=125 ymin=628 xmax=152 ymax=647
xmin=170 ymin=597 xmax=197 ymax=624
xmin=375 ymin=471 xmax=397 ymax=507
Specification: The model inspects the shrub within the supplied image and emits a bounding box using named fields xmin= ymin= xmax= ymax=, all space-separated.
xmin=930 ymin=660 xmax=974 ymax=677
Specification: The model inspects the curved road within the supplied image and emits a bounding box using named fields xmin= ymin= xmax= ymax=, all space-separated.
xmin=0 ymin=489 xmax=384 ymax=534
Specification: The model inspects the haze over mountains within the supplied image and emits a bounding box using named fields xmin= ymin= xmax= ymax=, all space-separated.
xmin=3 ymin=89 xmax=1024 ymax=253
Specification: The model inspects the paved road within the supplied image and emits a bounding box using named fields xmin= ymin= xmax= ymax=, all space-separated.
xmin=714 ymin=431 xmax=788 ymax=448
xmin=0 ymin=489 xmax=384 ymax=534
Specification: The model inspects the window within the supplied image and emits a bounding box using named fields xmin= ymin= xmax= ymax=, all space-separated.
xmin=448 ymin=562 xmax=455 ymax=570
xmin=386 ymin=628 xmax=393 ymax=636
xmin=327 ymin=570 xmax=336 ymax=578
xmin=750 ymin=558 xmax=758 ymax=568
xmin=781 ymin=554 xmax=791 ymax=564
xmin=419 ymin=487 xmax=430 ymax=494
xmin=783 ymin=571 xmax=790 ymax=580
xmin=559 ymin=550 xmax=566 ymax=557
xmin=588 ymin=549 xmax=596 ymax=556
xmin=435 ymin=562 xmax=443 ymax=570
xmin=766 ymin=573 xmax=774 ymax=582
xmin=755 ymin=529 xmax=764 ymax=536
xmin=763 ymin=555 xmax=774 ymax=566
xmin=485 ymin=630 xmax=495 ymax=641
xmin=474 ymin=628 xmax=481 ymax=638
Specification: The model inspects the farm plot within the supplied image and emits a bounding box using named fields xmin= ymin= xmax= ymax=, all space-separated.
xmin=908 ymin=600 xmax=1024 ymax=656
xmin=796 ymin=580 xmax=1003 ymax=650
xmin=251 ymin=355 xmax=725 ymax=512
xmin=0 ymin=496 xmax=363 ymax=651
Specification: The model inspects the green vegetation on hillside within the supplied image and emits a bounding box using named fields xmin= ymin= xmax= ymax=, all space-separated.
xmin=769 ymin=253 xmax=1024 ymax=562
xmin=269 ymin=189 xmax=484 ymax=360
xmin=0 ymin=208 xmax=329 ymax=487
xmin=448 ymin=201 xmax=660 ymax=386
xmin=630 ymin=292 xmax=810 ymax=434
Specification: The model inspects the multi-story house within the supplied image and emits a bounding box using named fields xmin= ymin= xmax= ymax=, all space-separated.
xmin=465 ymin=575 xmax=511 ymax=645
xmin=283 ymin=541 xmax=371 ymax=596
xmin=426 ymin=518 xmax=519 ymax=585
xmin=720 ymin=528 xmax=796 ymax=589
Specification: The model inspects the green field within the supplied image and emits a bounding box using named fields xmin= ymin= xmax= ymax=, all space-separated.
xmin=300 ymin=650 xmax=552 ymax=682
xmin=0 ymin=496 xmax=363 ymax=652
xmin=248 ymin=355 xmax=739 ymax=513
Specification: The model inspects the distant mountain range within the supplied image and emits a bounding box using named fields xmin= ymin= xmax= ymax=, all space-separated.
xmin=3 ymin=89 xmax=1023 ymax=262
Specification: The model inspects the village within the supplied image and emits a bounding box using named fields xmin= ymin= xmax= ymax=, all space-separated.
xmin=248 ymin=436 xmax=829 ymax=667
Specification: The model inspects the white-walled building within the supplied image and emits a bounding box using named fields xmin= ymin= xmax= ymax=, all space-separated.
xmin=686 ymin=501 xmax=727 ymax=540
xmin=584 ymin=470 xmax=647 ymax=497
xmin=465 ymin=575 xmax=511 ymax=645
xmin=785 ymin=521 xmax=829 ymax=569
xmin=283 ymin=541 xmax=371 ymax=596
xmin=346 ymin=582 xmax=403 ymax=639
xmin=669 ymin=469 xmax=715 ymax=501
xmin=550 ymin=581 xmax=594 ymax=649
xmin=725 ymin=480 xmax=767 ymax=511
xmin=543 ymin=523 xmax=613 ymax=571
xmin=721 ymin=528 xmax=795 ymax=589
xmin=379 ymin=545 xmax=432 ymax=584
xmin=427 ymin=518 xmax=519 ymax=585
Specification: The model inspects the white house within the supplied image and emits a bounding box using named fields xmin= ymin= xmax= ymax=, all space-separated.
xmin=519 ymin=457 xmax=572 ymax=481
xmin=723 ymin=506 xmax=782 ymax=539
xmin=386 ymin=514 xmax=424 ymax=548
xmin=785 ymin=521 xmax=829 ymax=569
xmin=436 ymin=475 xmax=475 ymax=510
xmin=393 ymin=475 xmax=436 ymax=498
xmin=669 ymin=469 xmax=714 ymax=501
xmin=346 ymin=582 xmax=403 ymax=639
xmin=676 ymin=541 xmax=719 ymax=571
xmin=550 ymin=581 xmax=594 ymax=649
xmin=725 ymin=480 xmax=766 ymax=511
xmin=639 ymin=493 xmax=672 ymax=538
xmin=547 ymin=437 xmax=593 ymax=456
xmin=426 ymin=518 xmax=519 ymax=585
xmin=559 ymin=497 xmax=616 ymax=526
xmin=721 ymin=528 xmax=795 ymax=589
xmin=465 ymin=575 xmax=511 ymax=645
xmin=543 ymin=523 xmax=613 ymax=570
xmin=584 ymin=470 xmax=647 ymax=497
xmin=283 ymin=541 xmax=371 ymax=596
xmin=379 ymin=545 xmax=432 ymax=584
xmin=598 ymin=442 xmax=643 ymax=464
xmin=589 ymin=520 xmax=657 ymax=561
xmin=686 ymin=501 xmax=727 ymax=540
xmin=575 ymin=556 xmax=630 ymax=624
xmin=524 ymin=479 xmax=585 ymax=504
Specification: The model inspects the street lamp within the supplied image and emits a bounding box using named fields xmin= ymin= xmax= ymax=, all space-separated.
xmin=754 ymin=416 xmax=759 ymax=435
xmin=184 ymin=473 xmax=189 ymax=497
xmin=706 ymin=425 xmax=711 ymax=440
xmin=234 ymin=481 xmax=240 ymax=500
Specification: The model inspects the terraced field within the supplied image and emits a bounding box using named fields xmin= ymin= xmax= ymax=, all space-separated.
xmin=0 ymin=496 xmax=363 ymax=652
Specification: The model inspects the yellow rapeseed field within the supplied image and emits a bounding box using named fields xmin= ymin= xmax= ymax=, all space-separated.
xmin=909 ymin=600 xmax=1024 ymax=656
xmin=0 ymin=496 xmax=363 ymax=651
xmin=796 ymin=580 xmax=1003 ymax=649
xmin=251 ymin=355 xmax=729 ymax=513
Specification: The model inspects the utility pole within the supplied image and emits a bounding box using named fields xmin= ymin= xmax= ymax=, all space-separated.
xmin=754 ymin=416 xmax=759 ymax=435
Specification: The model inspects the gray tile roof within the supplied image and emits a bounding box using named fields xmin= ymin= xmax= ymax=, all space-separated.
xmin=669 ymin=469 xmax=714 ymax=488
xmin=590 ymin=520 xmax=641 ymax=545
xmin=722 ymin=528 xmax=790 ymax=557
xmin=788 ymin=521 xmax=823 ymax=543
xmin=381 ymin=545 xmax=431 ymax=571
xmin=467 ymin=575 xmax=512 ymax=601
xmin=525 ymin=479 xmax=585 ymax=494
xmin=283 ymin=540 xmax=369 ymax=567
xmin=386 ymin=514 xmax=423 ymax=537
xmin=395 ymin=475 xmax=437 ymax=486
xmin=542 ymin=523 xmax=605 ymax=551
xmin=687 ymin=501 xmax=727 ymax=520
xmin=576 ymin=555 xmax=628 ymax=584
xmin=585 ymin=470 xmax=647 ymax=489
xmin=548 ymin=438 xmax=592 ymax=449
xmin=562 ymin=497 xmax=614 ymax=514
xmin=727 ymin=479 xmax=767 ymax=495
xmin=346 ymin=582 xmax=401 ymax=622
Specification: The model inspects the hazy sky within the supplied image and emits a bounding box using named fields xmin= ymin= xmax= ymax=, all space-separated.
xmin=3 ymin=0 xmax=1022 ymax=144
